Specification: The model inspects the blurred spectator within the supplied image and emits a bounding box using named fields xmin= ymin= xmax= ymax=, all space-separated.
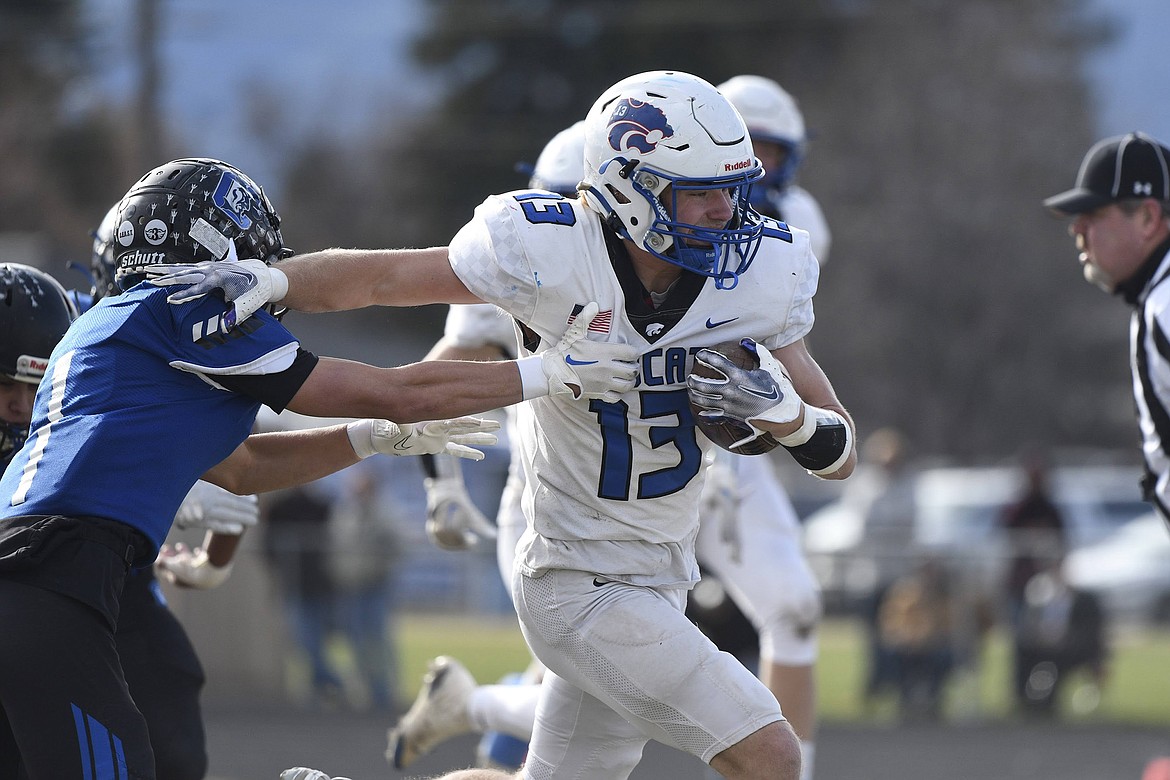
xmin=1012 ymin=557 xmax=1108 ymax=717
xmin=262 ymin=484 xmax=344 ymax=709
xmin=1000 ymin=448 xmax=1067 ymax=626
xmin=876 ymin=556 xmax=958 ymax=722
xmin=845 ymin=427 xmax=919 ymax=704
xmin=327 ymin=466 xmax=403 ymax=712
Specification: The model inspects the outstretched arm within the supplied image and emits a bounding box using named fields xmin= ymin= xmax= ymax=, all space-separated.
xmin=281 ymin=247 xmax=480 ymax=312
xmin=286 ymin=303 xmax=638 ymax=425
xmin=201 ymin=424 xmax=361 ymax=495
xmin=150 ymin=247 xmax=479 ymax=318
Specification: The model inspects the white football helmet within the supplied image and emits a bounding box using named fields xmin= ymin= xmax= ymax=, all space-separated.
xmin=529 ymin=120 xmax=586 ymax=197
xmin=581 ymin=70 xmax=766 ymax=289
xmin=717 ymin=75 xmax=806 ymax=190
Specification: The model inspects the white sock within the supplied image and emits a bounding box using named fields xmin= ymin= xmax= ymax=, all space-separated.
xmin=466 ymin=683 xmax=541 ymax=742
xmin=800 ymin=740 xmax=816 ymax=780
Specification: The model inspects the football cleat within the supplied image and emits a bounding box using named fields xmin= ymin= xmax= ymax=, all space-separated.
xmin=385 ymin=656 xmax=476 ymax=769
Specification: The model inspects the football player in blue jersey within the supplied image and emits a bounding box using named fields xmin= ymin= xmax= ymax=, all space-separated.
xmin=154 ymin=72 xmax=854 ymax=780
xmin=92 ymin=206 xmax=262 ymax=780
xmin=0 ymin=258 xmax=258 ymax=780
xmin=0 ymin=158 xmax=635 ymax=780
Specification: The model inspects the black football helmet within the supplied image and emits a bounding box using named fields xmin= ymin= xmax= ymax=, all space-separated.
xmin=90 ymin=203 xmax=120 ymax=301
xmin=111 ymin=158 xmax=289 ymax=291
xmin=0 ymin=263 xmax=78 ymax=457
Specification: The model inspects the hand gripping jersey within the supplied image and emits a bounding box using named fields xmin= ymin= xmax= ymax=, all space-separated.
xmin=0 ymin=284 xmax=302 ymax=556
xmin=449 ymin=192 xmax=818 ymax=586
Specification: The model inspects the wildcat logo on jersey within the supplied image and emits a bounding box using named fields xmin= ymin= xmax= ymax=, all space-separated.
xmin=607 ymin=99 xmax=674 ymax=155
xmin=211 ymin=171 xmax=262 ymax=230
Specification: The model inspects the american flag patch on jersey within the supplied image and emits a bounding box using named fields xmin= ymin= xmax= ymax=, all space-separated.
xmin=567 ymin=304 xmax=613 ymax=334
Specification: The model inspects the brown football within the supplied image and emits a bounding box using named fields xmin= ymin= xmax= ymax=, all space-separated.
xmin=688 ymin=339 xmax=779 ymax=455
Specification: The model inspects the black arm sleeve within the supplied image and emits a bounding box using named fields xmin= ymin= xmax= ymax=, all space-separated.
xmin=214 ymin=348 xmax=319 ymax=413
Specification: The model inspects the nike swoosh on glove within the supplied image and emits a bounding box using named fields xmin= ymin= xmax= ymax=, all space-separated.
xmin=146 ymin=256 xmax=287 ymax=330
xmin=541 ymin=302 xmax=639 ymax=402
xmin=347 ymin=417 xmax=501 ymax=460
xmin=686 ymin=338 xmax=803 ymax=450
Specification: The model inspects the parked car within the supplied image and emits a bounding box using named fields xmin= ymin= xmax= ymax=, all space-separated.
xmin=802 ymin=465 xmax=1149 ymax=613
xmin=1065 ymin=512 xmax=1170 ymax=625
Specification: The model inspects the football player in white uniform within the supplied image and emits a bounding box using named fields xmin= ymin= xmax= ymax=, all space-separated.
xmin=395 ymin=103 xmax=827 ymax=779
xmin=718 ymin=75 xmax=830 ymax=262
xmin=155 ymin=71 xmax=856 ymax=780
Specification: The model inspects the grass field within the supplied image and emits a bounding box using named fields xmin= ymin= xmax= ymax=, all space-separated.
xmin=390 ymin=613 xmax=1170 ymax=726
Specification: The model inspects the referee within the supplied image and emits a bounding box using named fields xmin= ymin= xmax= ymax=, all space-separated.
xmin=1044 ymin=131 xmax=1170 ymax=528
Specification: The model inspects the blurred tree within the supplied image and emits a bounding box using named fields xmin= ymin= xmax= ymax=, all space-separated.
xmin=0 ymin=0 xmax=134 ymax=269
xmin=801 ymin=0 xmax=1125 ymax=461
xmin=280 ymin=0 xmax=1132 ymax=463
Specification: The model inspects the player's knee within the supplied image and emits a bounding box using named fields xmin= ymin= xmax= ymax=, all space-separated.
xmin=710 ymin=720 xmax=801 ymax=780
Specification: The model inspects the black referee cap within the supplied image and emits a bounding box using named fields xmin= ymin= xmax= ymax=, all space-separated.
xmin=1044 ymin=131 xmax=1170 ymax=215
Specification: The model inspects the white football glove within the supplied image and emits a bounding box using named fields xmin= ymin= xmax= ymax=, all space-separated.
xmin=424 ymin=474 xmax=497 ymax=551
xmin=154 ymin=543 xmax=234 ymax=590
xmin=536 ymin=302 xmax=639 ymax=402
xmin=686 ymin=338 xmax=803 ymax=451
xmin=279 ymin=769 xmax=352 ymax=780
xmin=346 ymin=417 xmax=500 ymax=461
xmin=146 ymin=257 xmax=286 ymax=330
xmin=173 ymin=480 xmax=259 ymax=536
xmin=700 ymin=451 xmax=742 ymax=564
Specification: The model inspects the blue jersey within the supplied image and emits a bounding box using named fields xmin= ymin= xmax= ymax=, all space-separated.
xmin=0 ymin=284 xmax=302 ymax=555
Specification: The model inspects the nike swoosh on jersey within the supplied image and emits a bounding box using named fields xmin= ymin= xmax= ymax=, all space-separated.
xmin=705 ymin=316 xmax=739 ymax=329
xmin=593 ymin=578 xmax=610 ymax=587
xmin=565 ymin=355 xmax=599 ymax=366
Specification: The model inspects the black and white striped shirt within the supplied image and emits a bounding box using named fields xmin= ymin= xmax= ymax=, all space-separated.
xmin=1125 ymin=238 xmax=1170 ymax=527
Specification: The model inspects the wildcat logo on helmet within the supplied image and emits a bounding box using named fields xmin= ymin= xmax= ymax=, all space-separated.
xmin=607 ymin=98 xmax=674 ymax=155
xmin=211 ymin=171 xmax=262 ymax=231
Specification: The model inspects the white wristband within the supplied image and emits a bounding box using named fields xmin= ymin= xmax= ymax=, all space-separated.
xmin=776 ymin=405 xmax=817 ymax=447
xmin=269 ymin=265 xmax=289 ymax=302
xmin=346 ymin=419 xmax=377 ymax=459
xmin=516 ymin=356 xmax=549 ymax=400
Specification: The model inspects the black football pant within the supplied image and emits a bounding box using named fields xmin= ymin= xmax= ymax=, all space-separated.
xmin=0 ymin=579 xmax=156 ymax=779
xmin=117 ymin=571 xmax=207 ymax=780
